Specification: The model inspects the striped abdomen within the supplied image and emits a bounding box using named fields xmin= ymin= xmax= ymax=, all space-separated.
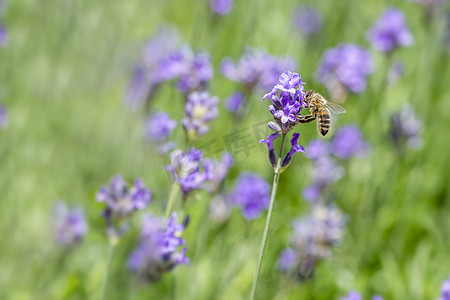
xmin=317 ymin=106 xmax=331 ymax=136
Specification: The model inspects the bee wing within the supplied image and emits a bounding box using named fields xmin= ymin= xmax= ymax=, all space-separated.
xmin=326 ymin=102 xmax=346 ymax=114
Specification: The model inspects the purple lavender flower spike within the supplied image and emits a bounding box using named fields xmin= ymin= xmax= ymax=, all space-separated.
xmin=386 ymin=61 xmax=404 ymax=86
xmin=263 ymin=71 xmax=306 ymax=134
xmin=389 ymin=104 xmax=422 ymax=151
xmin=210 ymin=0 xmax=234 ymax=15
xmin=96 ymin=176 xmax=152 ymax=239
xmin=128 ymin=213 xmax=188 ymax=282
xmin=302 ymin=184 xmax=322 ymax=202
xmin=144 ymin=111 xmax=176 ymax=142
xmin=278 ymin=248 xmax=299 ymax=271
xmin=227 ymin=173 xmax=270 ymax=220
xmin=221 ymin=49 xmax=297 ymax=93
xmin=204 ymin=152 xmax=233 ymax=192
xmin=0 ymin=104 xmax=7 ymax=128
xmin=182 ymin=91 xmax=219 ymax=141
xmin=292 ymin=6 xmax=323 ymax=36
xmin=341 ymin=291 xmax=363 ymax=300
xmin=316 ymin=44 xmax=375 ymax=98
xmin=305 ymin=140 xmax=329 ymax=160
xmin=124 ymin=27 xmax=180 ymax=109
xmin=438 ymin=275 xmax=450 ymax=300
xmin=225 ymin=91 xmax=245 ymax=113
xmin=372 ymin=296 xmax=384 ymax=300
xmin=166 ymin=148 xmax=208 ymax=198
xmin=330 ymin=125 xmax=371 ymax=159
xmin=0 ymin=24 xmax=7 ymax=47
xmin=281 ymin=133 xmax=305 ymax=168
xmin=367 ymin=8 xmax=414 ymax=53
xmin=259 ymin=132 xmax=280 ymax=167
xmin=53 ymin=202 xmax=88 ymax=246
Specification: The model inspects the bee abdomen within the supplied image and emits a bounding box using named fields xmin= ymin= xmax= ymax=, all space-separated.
xmin=318 ymin=113 xmax=331 ymax=136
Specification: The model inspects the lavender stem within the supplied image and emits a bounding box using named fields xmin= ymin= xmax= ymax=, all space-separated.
xmin=250 ymin=133 xmax=287 ymax=300
xmin=165 ymin=182 xmax=179 ymax=221
xmin=99 ymin=242 xmax=115 ymax=300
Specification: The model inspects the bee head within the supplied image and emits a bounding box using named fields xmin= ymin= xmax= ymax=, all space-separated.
xmin=305 ymin=89 xmax=314 ymax=100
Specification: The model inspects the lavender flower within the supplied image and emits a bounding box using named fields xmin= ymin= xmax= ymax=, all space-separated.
xmin=263 ymin=71 xmax=306 ymax=133
xmin=259 ymin=132 xmax=280 ymax=167
xmin=227 ymin=173 xmax=270 ymax=220
xmin=0 ymin=104 xmax=7 ymax=128
xmin=389 ymin=104 xmax=422 ymax=151
xmin=302 ymin=156 xmax=344 ymax=202
xmin=204 ymin=152 xmax=233 ymax=192
xmin=209 ymin=194 xmax=232 ymax=223
xmin=164 ymin=46 xmax=214 ymax=93
xmin=316 ymin=44 xmax=375 ymax=98
xmin=52 ymin=202 xmax=88 ymax=246
xmin=182 ymin=91 xmax=219 ymax=141
xmin=224 ymin=91 xmax=245 ymax=113
xmin=305 ymin=140 xmax=329 ymax=160
xmin=96 ymin=176 xmax=152 ymax=239
xmin=278 ymin=204 xmax=345 ymax=280
xmin=341 ymin=291 xmax=384 ymax=300
xmin=386 ymin=61 xmax=405 ymax=86
xmin=0 ymin=24 xmax=7 ymax=47
xmin=438 ymin=275 xmax=450 ymax=300
xmin=221 ymin=49 xmax=297 ymax=94
xmin=128 ymin=213 xmax=189 ymax=282
xmin=281 ymin=133 xmax=306 ymax=168
xmin=144 ymin=111 xmax=176 ymax=141
xmin=367 ymin=8 xmax=414 ymax=53
xmin=278 ymin=248 xmax=299 ymax=271
xmin=124 ymin=27 xmax=180 ymax=109
xmin=210 ymin=0 xmax=234 ymax=15
xmin=330 ymin=125 xmax=371 ymax=159
xmin=166 ymin=148 xmax=208 ymax=198
xmin=292 ymin=6 xmax=323 ymax=36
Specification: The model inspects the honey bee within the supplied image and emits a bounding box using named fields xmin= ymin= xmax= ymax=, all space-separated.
xmin=297 ymin=90 xmax=346 ymax=136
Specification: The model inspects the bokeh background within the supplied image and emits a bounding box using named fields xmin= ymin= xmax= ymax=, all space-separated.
xmin=1 ymin=0 xmax=450 ymax=299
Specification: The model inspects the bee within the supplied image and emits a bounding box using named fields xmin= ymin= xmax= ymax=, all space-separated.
xmin=297 ymin=90 xmax=346 ymax=136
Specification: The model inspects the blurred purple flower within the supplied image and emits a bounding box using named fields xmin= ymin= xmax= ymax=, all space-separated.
xmin=204 ymin=152 xmax=233 ymax=192
xmin=341 ymin=291 xmax=383 ymax=300
xmin=0 ymin=104 xmax=7 ymax=128
xmin=227 ymin=173 xmax=270 ymax=220
xmin=210 ymin=0 xmax=234 ymax=15
xmin=166 ymin=148 xmax=208 ymax=198
xmin=386 ymin=61 xmax=405 ymax=86
xmin=438 ymin=275 xmax=450 ymax=300
xmin=128 ymin=213 xmax=189 ymax=282
xmin=316 ymin=43 xmax=375 ymax=95
xmin=144 ymin=111 xmax=176 ymax=142
xmin=367 ymin=8 xmax=414 ymax=53
xmin=264 ymin=71 xmax=306 ymax=133
xmin=0 ymin=24 xmax=7 ymax=47
xmin=224 ymin=91 xmax=245 ymax=113
xmin=124 ymin=27 xmax=180 ymax=110
xmin=221 ymin=49 xmax=297 ymax=94
xmin=278 ymin=248 xmax=299 ymax=271
xmin=330 ymin=125 xmax=371 ymax=159
xmin=292 ymin=6 xmax=323 ymax=36
xmin=341 ymin=291 xmax=363 ymax=300
xmin=96 ymin=176 xmax=151 ymax=240
xmin=279 ymin=204 xmax=345 ymax=280
xmin=182 ymin=91 xmax=219 ymax=141
xmin=389 ymin=104 xmax=422 ymax=151
xmin=209 ymin=194 xmax=232 ymax=223
xmin=302 ymin=156 xmax=344 ymax=202
xmin=164 ymin=46 xmax=213 ymax=93
xmin=53 ymin=202 xmax=88 ymax=246
xmin=305 ymin=140 xmax=329 ymax=160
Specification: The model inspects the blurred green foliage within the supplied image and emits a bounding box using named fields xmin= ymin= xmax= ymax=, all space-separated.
xmin=0 ymin=0 xmax=449 ymax=299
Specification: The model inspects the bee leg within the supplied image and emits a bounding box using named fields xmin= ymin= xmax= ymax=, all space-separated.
xmin=297 ymin=114 xmax=316 ymax=124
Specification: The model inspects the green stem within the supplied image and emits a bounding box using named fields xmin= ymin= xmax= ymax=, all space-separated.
xmin=250 ymin=134 xmax=287 ymax=300
xmin=165 ymin=182 xmax=180 ymax=221
xmin=99 ymin=242 xmax=115 ymax=300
